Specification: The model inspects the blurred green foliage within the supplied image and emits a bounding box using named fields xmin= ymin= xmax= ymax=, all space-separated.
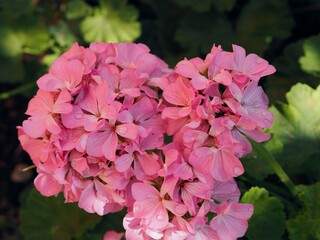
xmin=1 ymin=0 xmax=319 ymax=239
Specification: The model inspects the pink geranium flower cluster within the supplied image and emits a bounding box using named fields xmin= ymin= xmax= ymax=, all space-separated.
xmin=18 ymin=42 xmax=275 ymax=240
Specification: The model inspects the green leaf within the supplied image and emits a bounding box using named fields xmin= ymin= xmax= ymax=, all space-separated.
xmin=0 ymin=55 xmax=25 ymax=83
xmin=19 ymin=188 xmax=101 ymax=240
xmin=80 ymin=0 xmax=141 ymax=43
xmin=175 ymin=11 xmax=234 ymax=57
xmin=172 ymin=0 xmax=235 ymax=12
xmin=49 ymin=23 xmax=77 ymax=48
xmin=172 ymin=0 xmax=212 ymax=12
xmin=242 ymin=145 xmax=274 ymax=181
xmin=64 ymin=0 xmax=92 ymax=20
xmin=287 ymin=183 xmax=320 ymax=240
xmin=265 ymin=83 xmax=320 ymax=179
xmin=81 ymin=210 xmax=126 ymax=240
xmin=0 ymin=0 xmax=33 ymax=15
xmin=299 ymin=34 xmax=320 ymax=76
xmin=211 ymin=0 xmax=236 ymax=12
xmin=241 ymin=187 xmax=286 ymax=240
xmin=236 ymin=0 xmax=294 ymax=54
xmin=265 ymin=40 xmax=320 ymax=104
xmin=0 ymin=12 xmax=49 ymax=56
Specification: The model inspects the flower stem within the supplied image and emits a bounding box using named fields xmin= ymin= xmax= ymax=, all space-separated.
xmin=249 ymin=139 xmax=297 ymax=196
xmin=0 ymin=82 xmax=36 ymax=100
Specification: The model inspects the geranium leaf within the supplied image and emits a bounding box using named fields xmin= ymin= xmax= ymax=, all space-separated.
xmin=19 ymin=188 xmax=101 ymax=240
xmin=299 ymin=34 xmax=320 ymax=76
xmin=64 ymin=0 xmax=91 ymax=20
xmin=264 ymin=83 xmax=320 ymax=179
xmin=172 ymin=0 xmax=212 ymax=12
xmin=0 ymin=55 xmax=25 ymax=83
xmin=49 ymin=23 xmax=77 ymax=48
xmin=287 ymin=183 xmax=320 ymax=240
xmin=241 ymin=187 xmax=286 ymax=240
xmin=80 ymin=0 xmax=141 ymax=43
xmin=211 ymin=0 xmax=236 ymax=12
xmin=236 ymin=0 xmax=294 ymax=54
xmin=265 ymin=40 xmax=320 ymax=104
xmin=0 ymin=12 xmax=49 ymax=56
xmin=81 ymin=210 xmax=126 ymax=240
xmin=175 ymin=11 xmax=234 ymax=57
xmin=173 ymin=0 xmax=235 ymax=12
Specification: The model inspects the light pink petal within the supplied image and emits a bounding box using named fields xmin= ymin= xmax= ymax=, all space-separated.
xmin=162 ymin=200 xmax=187 ymax=217
xmin=136 ymin=153 xmax=161 ymax=176
xmin=145 ymin=205 xmax=169 ymax=230
xmin=115 ymin=153 xmax=134 ymax=172
xmin=212 ymin=70 xmax=232 ymax=86
xmin=163 ymin=78 xmax=194 ymax=106
xmin=21 ymin=138 xmax=50 ymax=165
xmin=211 ymin=179 xmax=240 ymax=202
xmin=183 ymin=130 xmax=208 ymax=149
xmin=102 ymin=132 xmax=118 ymax=161
xmin=61 ymin=105 xmax=84 ymax=129
xmin=175 ymin=58 xmax=198 ymax=78
xmin=210 ymin=202 xmax=253 ymax=240
xmin=37 ymin=73 xmax=64 ymax=91
xmin=83 ymin=114 xmax=99 ymax=132
xmin=129 ymin=97 xmax=156 ymax=121
xmin=86 ymin=131 xmax=109 ymax=157
xmin=131 ymin=182 xmax=159 ymax=201
xmin=51 ymin=58 xmax=84 ymax=91
xmin=103 ymin=231 xmax=124 ymax=240
xmin=34 ymin=173 xmax=62 ymax=197
xmin=22 ymin=117 xmax=47 ymax=138
xmin=191 ymin=75 xmax=210 ymax=90
xmin=212 ymin=148 xmax=244 ymax=181
xmin=228 ymin=83 xmax=242 ymax=102
xmin=132 ymin=200 xmax=159 ymax=220
xmin=175 ymin=162 xmax=193 ymax=180
xmin=189 ymin=147 xmax=214 ymax=173
xmin=232 ymin=44 xmax=246 ymax=71
xmin=184 ymin=182 xmax=211 ymax=199
xmin=46 ymin=115 xmax=61 ymax=135
xmin=162 ymin=106 xmax=191 ymax=119
xmin=240 ymin=129 xmax=271 ymax=142
xmin=116 ymin=123 xmax=138 ymax=140
xmin=53 ymin=90 xmax=73 ymax=114
xmin=78 ymin=182 xmax=95 ymax=213
xmin=117 ymin=110 xmax=133 ymax=123
xmin=25 ymin=90 xmax=53 ymax=115
xmin=165 ymin=117 xmax=189 ymax=135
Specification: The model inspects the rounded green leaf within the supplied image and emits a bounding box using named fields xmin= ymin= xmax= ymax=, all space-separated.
xmin=80 ymin=0 xmax=141 ymax=43
xmin=64 ymin=0 xmax=91 ymax=20
xmin=19 ymin=188 xmax=101 ymax=240
xmin=299 ymin=34 xmax=320 ymax=76
xmin=241 ymin=187 xmax=286 ymax=240
xmin=265 ymin=83 xmax=320 ymax=179
xmin=175 ymin=11 xmax=234 ymax=57
xmin=236 ymin=0 xmax=294 ymax=54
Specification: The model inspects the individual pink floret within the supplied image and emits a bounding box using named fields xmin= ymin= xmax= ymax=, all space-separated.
xmin=22 ymin=89 xmax=72 ymax=138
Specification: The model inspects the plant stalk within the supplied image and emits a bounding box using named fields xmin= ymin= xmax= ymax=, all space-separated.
xmin=249 ymin=139 xmax=297 ymax=196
